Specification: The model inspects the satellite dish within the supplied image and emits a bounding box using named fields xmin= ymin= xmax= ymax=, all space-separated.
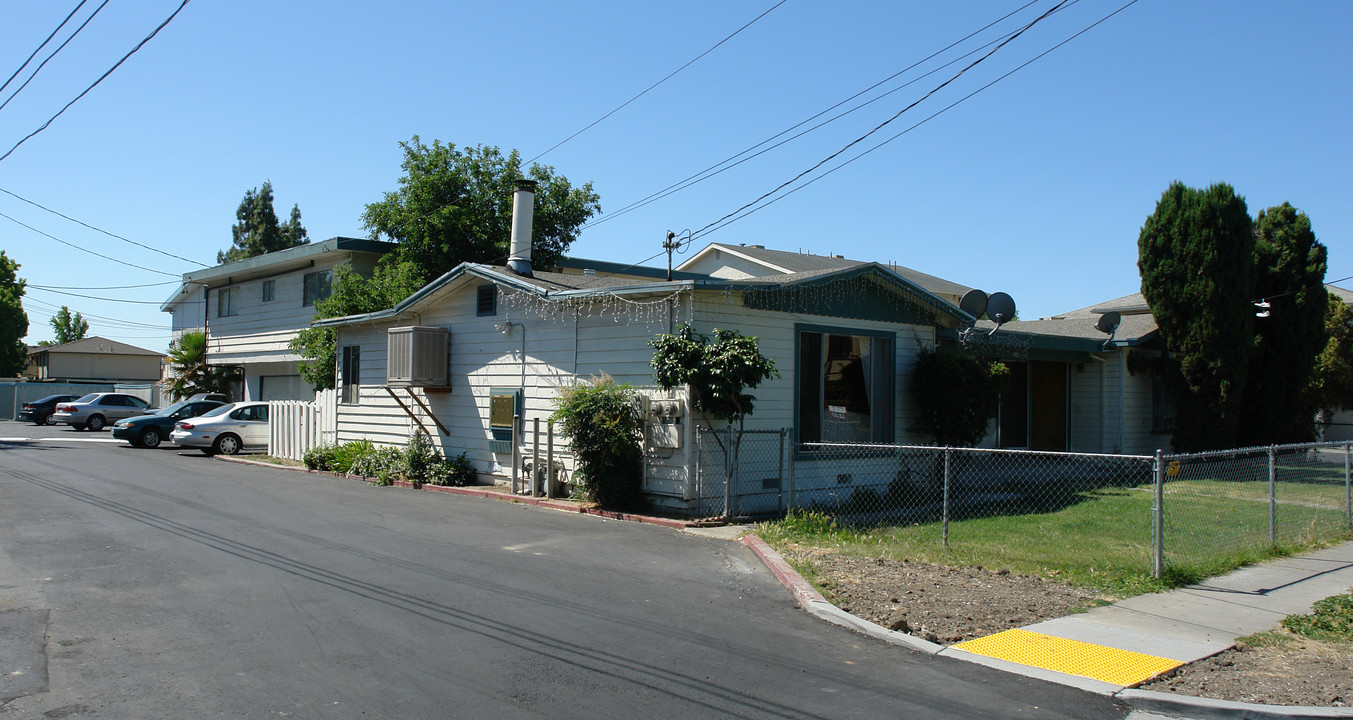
xmin=1095 ymin=311 xmax=1121 ymax=335
xmin=986 ymin=292 xmax=1016 ymax=324
xmin=959 ymin=289 xmax=988 ymax=319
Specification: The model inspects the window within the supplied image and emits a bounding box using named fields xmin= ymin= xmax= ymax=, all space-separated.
xmin=476 ymin=284 xmax=497 ymax=316
xmin=262 ymin=280 xmax=275 ymax=302
xmin=341 ymin=345 xmax=361 ymax=404
xmin=217 ymin=287 xmax=239 ymax=317
xmin=303 ymin=270 xmax=333 ymax=306
xmin=796 ymin=326 xmax=894 ymax=444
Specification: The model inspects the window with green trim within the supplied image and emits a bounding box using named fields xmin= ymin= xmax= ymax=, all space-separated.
xmin=796 ymin=325 xmax=894 ymax=444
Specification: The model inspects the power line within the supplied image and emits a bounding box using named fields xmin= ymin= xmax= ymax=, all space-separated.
xmin=0 ymin=210 xmax=180 ymax=277
xmin=0 ymin=186 xmax=208 ymax=266
xmin=0 ymin=0 xmax=111 ymax=115
xmin=26 ymin=286 xmax=188 ymax=304
xmin=23 ymin=296 xmax=170 ymax=329
xmin=527 ymin=0 xmax=788 ymax=164
xmin=689 ymin=0 xmax=1071 ymax=242
xmin=0 ymin=1 xmax=90 ymax=97
xmin=695 ymin=0 xmax=1141 ymax=238
xmin=582 ymin=0 xmax=1048 ymax=230
xmin=0 ymin=0 xmax=193 ymax=165
xmin=29 ymin=281 xmax=179 ymax=290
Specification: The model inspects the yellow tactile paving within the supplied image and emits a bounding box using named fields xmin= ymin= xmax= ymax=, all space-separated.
xmin=953 ymin=628 xmax=1183 ymax=686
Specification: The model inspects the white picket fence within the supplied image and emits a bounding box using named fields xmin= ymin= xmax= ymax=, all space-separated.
xmin=268 ymin=389 xmax=336 ymax=461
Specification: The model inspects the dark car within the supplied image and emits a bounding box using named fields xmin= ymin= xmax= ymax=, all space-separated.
xmin=17 ymin=394 xmax=80 ymax=425
xmin=112 ymin=399 xmax=226 ymax=448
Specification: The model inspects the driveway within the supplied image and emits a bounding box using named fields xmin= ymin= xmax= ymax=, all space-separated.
xmin=0 ymin=423 xmax=1126 ymax=718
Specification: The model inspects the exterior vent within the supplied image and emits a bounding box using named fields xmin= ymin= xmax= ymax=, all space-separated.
xmin=387 ymin=326 xmax=450 ymax=387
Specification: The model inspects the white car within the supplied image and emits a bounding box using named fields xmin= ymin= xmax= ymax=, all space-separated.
xmin=51 ymin=392 xmax=151 ymax=431
xmin=170 ymin=402 xmax=270 ymax=455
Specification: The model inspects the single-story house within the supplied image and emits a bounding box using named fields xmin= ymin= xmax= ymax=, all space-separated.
xmin=24 ymin=336 xmax=164 ymax=384
xmin=315 ymin=185 xmax=975 ymax=514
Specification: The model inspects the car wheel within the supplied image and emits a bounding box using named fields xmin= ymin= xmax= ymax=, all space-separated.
xmin=213 ymin=433 xmax=242 ymax=456
xmin=86 ymin=415 xmax=106 ymax=432
xmin=140 ymin=427 xmax=163 ymax=449
xmin=72 ymin=423 xmax=87 ymax=431
xmin=33 ymin=415 xmax=48 ymax=426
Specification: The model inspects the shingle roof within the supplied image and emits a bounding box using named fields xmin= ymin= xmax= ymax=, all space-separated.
xmin=693 ymin=243 xmax=973 ymax=299
xmin=29 ymin=336 xmax=162 ymax=356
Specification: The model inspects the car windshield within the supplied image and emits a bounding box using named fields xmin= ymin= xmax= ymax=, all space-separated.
xmin=153 ymin=401 xmax=193 ymax=417
xmin=37 ymin=395 xmax=70 ymax=404
xmin=199 ymin=403 xmax=236 ymax=418
xmin=73 ymin=393 xmax=99 ymax=403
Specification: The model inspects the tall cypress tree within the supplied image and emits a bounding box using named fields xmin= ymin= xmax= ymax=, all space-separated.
xmin=1238 ymin=203 xmax=1328 ymax=445
xmin=1138 ymin=182 xmax=1255 ymax=451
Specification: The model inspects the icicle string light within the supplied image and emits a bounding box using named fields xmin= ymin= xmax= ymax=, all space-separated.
xmin=499 ymin=286 xmax=691 ymax=327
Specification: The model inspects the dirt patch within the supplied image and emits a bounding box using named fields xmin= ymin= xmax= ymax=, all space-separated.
xmin=779 ymin=544 xmax=1352 ymax=708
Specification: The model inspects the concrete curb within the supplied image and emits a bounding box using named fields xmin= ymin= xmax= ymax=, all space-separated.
xmin=214 ymin=455 xmax=692 ymax=530
xmin=738 ymin=532 xmax=1353 ymax=720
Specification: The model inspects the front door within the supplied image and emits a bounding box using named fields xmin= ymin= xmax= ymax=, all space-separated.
xmin=998 ymin=361 xmax=1069 ymax=450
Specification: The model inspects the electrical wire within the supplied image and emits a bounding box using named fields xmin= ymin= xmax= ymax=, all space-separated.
xmin=0 ymin=0 xmax=111 ymax=114
xmin=697 ymin=0 xmax=1140 ymax=237
xmin=0 ymin=210 xmax=180 ymax=277
xmin=23 ymin=296 xmax=170 ymax=329
xmin=527 ymin=0 xmax=788 ymax=164
xmin=29 ymin=281 xmax=179 ymax=290
xmin=0 ymin=186 xmax=208 ymax=266
xmin=581 ymin=0 xmax=1049 ymax=230
xmin=0 ymin=1 xmax=89 ymax=97
xmin=26 ymin=286 xmax=188 ymax=304
xmin=0 ymin=0 xmax=193 ymax=165
xmin=689 ymin=0 xmax=1070 ymax=242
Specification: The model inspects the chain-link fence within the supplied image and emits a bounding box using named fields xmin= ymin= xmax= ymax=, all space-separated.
xmin=693 ymin=426 xmax=786 ymax=519
xmin=1159 ymin=442 xmax=1353 ymax=576
xmin=697 ymin=431 xmax=1353 ymax=578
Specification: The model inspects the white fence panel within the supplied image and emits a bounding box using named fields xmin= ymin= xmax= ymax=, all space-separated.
xmin=269 ymin=389 xmax=335 ymax=461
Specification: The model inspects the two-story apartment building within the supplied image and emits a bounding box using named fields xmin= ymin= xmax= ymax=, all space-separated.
xmin=161 ymin=237 xmax=394 ymax=401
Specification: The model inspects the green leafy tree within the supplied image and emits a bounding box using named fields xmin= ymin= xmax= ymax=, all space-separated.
xmin=361 ymin=137 xmax=600 ymax=284
xmin=1309 ymin=295 xmax=1353 ymax=429
xmin=1138 ymin=182 xmax=1256 ymax=451
xmin=162 ymin=331 xmax=231 ymax=400
xmin=217 ymin=181 xmax=309 ymax=264
xmin=552 ymin=375 xmax=644 ymax=510
xmin=291 ymin=255 xmax=424 ymax=390
xmin=0 ymin=250 xmax=28 ymax=376
xmin=910 ymin=346 xmax=1008 ymax=447
xmin=649 ymin=323 xmax=779 ymax=429
xmin=49 ymin=305 xmax=89 ymax=345
xmin=1238 ymin=203 xmax=1328 ymax=445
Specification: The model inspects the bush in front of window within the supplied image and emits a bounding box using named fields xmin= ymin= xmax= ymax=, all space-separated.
xmin=910 ymin=345 xmax=1009 ymax=447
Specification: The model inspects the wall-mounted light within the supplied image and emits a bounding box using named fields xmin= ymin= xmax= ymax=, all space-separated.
xmin=497 ymin=321 xmax=515 ymax=335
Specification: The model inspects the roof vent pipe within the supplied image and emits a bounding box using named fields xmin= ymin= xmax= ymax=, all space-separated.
xmin=507 ymin=179 xmax=538 ymax=277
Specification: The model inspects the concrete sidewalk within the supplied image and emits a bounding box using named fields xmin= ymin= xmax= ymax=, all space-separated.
xmin=737 ymin=533 xmax=1353 ymax=719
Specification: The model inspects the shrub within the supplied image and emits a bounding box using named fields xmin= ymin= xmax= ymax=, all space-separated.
xmin=552 ymin=374 xmax=644 ymax=510
xmin=303 ymin=443 xmax=338 ymax=471
xmin=910 ymin=345 xmax=1009 ymax=446
xmin=350 ymin=445 xmax=404 ymax=485
xmin=334 ymin=438 xmax=376 ymax=474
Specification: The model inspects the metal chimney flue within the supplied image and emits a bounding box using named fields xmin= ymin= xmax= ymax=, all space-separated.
xmin=507 ymin=179 xmax=537 ymax=277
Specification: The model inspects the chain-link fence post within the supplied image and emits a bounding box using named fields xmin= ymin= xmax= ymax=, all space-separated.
xmin=786 ymin=436 xmax=795 ymax=513
xmin=1346 ymin=443 xmax=1351 ymax=532
xmin=724 ymin=425 xmax=734 ymax=518
xmin=942 ymin=447 xmax=951 ymax=547
xmin=1154 ymin=449 xmax=1165 ymax=579
xmin=1268 ymin=445 xmax=1278 ymax=545
xmin=777 ymin=429 xmax=786 ymax=514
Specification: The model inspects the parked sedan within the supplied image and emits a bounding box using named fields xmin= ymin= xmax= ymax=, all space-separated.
xmin=17 ymin=394 xmax=79 ymax=425
xmin=51 ymin=393 xmax=151 ymax=431
xmin=112 ymin=399 xmax=226 ymax=448
xmin=170 ymin=402 xmax=270 ymax=455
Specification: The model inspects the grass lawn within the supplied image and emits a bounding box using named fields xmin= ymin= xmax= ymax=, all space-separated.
xmin=760 ymin=480 xmax=1352 ymax=598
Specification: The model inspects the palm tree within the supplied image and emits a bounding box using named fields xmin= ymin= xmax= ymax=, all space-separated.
xmin=163 ymin=331 xmax=231 ymax=400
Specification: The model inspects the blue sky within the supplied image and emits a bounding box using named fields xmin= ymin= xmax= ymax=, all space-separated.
xmin=2 ymin=1 xmax=1349 ymax=350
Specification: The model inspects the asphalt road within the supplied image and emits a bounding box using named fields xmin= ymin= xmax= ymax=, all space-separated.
xmin=0 ymin=422 xmax=1127 ymax=719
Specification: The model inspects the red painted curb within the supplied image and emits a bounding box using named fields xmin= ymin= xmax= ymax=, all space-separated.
xmin=741 ymin=534 xmax=827 ymax=609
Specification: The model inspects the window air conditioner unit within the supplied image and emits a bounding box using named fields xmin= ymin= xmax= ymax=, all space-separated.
xmin=387 ymin=326 xmax=450 ymax=388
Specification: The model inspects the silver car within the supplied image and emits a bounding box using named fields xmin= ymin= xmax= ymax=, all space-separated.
xmin=169 ymin=402 xmax=270 ymax=455
xmin=51 ymin=392 xmax=151 ymax=431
